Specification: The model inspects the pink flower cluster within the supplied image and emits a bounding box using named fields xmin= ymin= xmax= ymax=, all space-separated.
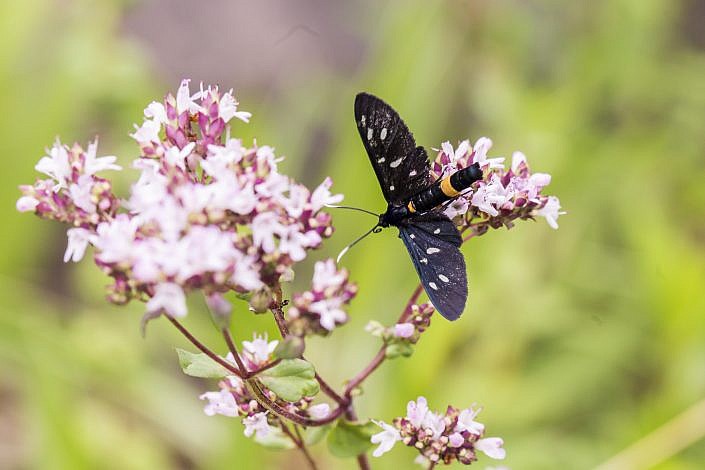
xmin=432 ymin=138 xmax=564 ymax=234
xmin=371 ymin=397 xmax=505 ymax=466
xmin=200 ymin=334 xmax=330 ymax=441
xmin=17 ymin=80 xmax=344 ymax=322
xmin=287 ymin=259 xmax=358 ymax=336
xmin=17 ymin=139 xmax=121 ymax=259
xmin=366 ymin=303 xmax=435 ymax=343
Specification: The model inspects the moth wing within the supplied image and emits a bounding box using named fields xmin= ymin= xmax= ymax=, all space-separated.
xmin=399 ymin=221 xmax=468 ymax=321
xmin=354 ymin=93 xmax=432 ymax=204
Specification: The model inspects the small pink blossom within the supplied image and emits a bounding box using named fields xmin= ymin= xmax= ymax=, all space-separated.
xmin=243 ymin=412 xmax=273 ymax=439
xmin=200 ymin=389 xmax=239 ymax=417
xmin=475 ymin=437 xmax=506 ymax=460
xmin=64 ymin=227 xmax=93 ymax=263
xmin=146 ymin=283 xmax=187 ymax=318
xmin=394 ymin=323 xmax=415 ymax=338
xmin=371 ymin=420 xmax=401 ymax=457
xmin=16 ymin=196 xmax=39 ymax=212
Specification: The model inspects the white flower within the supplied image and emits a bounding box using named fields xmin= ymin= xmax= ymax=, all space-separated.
xmin=130 ymin=118 xmax=162 ymax=143
xmin=68 ymin=175 xmax=96 ymax=213
xmin=200 ymin=389 xmax=238 ymax=417
xmin=144 ymin=101 xmax=167 ymax=124
xmin=444 ymin=196 xmax=470 ymax=219
xmin=16 ymin=196 xmax=39 ymax=212
xmin=204 ymin=138 xmax=244 ymax=175
xmin=219 ymin=90 xmax=252 ymax=123
xmin=511 ymin=151 xmax=528 ymax=173
xmin=283 ymin=184 xmax=310 ymax=218
xmin=370 ymin=420 xmax=401 ymax=457
xmin=35 ymin=140 xmax=71 ymax=190
xmin=164 ymin=142 xmax=195 ymax=170
xmin=394 ymin=323 xmax=415 ymax=338
xmin=448 ymin=432 xmax=465 ymax=448
xmin=93 ymin=214 xmax=139 ymax=264
xmin=243 ymin=412 xmax=273 ymax=439
xmin=455 ymin=407 xmax=485 ymax=435
xmin=533 ymin=196 xmax=565 ymax=229
xmin=83 ymin=139 xmax=121 ymax=175
xmin=475 ymin=437 xmax=506 ymax=460
xmin=406 ymin=396 xmax=429 ymax=428
xmin=230 ymin=252 xmax=263 ymax=291
xmin=472 ymin=137 xmax=505 ymax=170
xmin=441 ymin=140 xmax=470 ymax=167
xmin=312 ymin=259 xmax=347 ymax=292
xmin=251 ymin=212 xmax=286 ymax=254
xmin=176 ymin=79 xmax=202 ymax=114
xmin=279 ymin=227 xmax=321 ymax=262
xmin=242 ymin=333 xmax=278 ymax=364
xmin=308 ymin=403 xmax=330 ymax=419
xmin=63 ymin=228 xmax=93 ymax=263
xmin=422 ymin=411 xmax=446 ymax=439
xmin=311 ymin=177 xmax=343 ymax=211
xmin=146 ymin=282 xmax=187 ymax=318
xmin=309 ymin=297 xmax=347 ymax=331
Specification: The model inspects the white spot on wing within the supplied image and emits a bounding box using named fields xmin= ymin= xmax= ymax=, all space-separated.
xmin=429 ymin=282 xmax=438 ymax=290
xmin=420 ymin=258 xmax=428 ymax=264
xmin=439 ymin=274 xmax=449 ymax=283
xmin=377 ymin=157 xmax=385 ymax=163
xmin=389 ymin=185 xmax=395 ymax=191
xmin=409 ymin=170 xmax=417 ymax=176
xmin=433 ymin=228 xmax=440 ymax=234
xmin=380 ymin=128 xmax=387 ymax=140
xmin=390 ymin=157 xmax=404 ymax=168
xmin=410 ymin=234 xmax=415 ymax=239
xmin=361 ymin=115 xmax=366 ymax=127
xmin=367 ymin=128 xmax=373 ymax=140
xmin=426 ymin=247 xmax=440 ymax=254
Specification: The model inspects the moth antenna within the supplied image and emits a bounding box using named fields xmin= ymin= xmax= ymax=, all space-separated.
xmin=325 ymin=204 xmax=379 ymax=218
xmin=336 ymin=223 xmax=382 ymax=264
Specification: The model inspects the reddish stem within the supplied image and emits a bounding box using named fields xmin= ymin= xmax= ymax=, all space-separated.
xmin=280 ymin=423 xmax=318 ymax=470
xmin=168 ymin=317 xmax=242 ymax=378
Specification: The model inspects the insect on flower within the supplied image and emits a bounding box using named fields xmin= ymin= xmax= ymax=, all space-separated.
xmin=336 ymin=93 xmax=484 ymax=321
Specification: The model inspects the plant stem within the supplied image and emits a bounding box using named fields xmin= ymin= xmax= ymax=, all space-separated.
xmin=280 ymin=423 xmax=318 ymax=470
xmin=168 ymin=316 xmax=242 ymax=377
xmin=222 ymin=327 xmax=248 ymax=374
xmin=316 ymin=372 xmax=348 ymax=405
xmin=345 ymin=408 xmax=371 ymax=470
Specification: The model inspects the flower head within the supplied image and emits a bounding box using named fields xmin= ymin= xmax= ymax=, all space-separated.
xmin=431 ymin=138 xmax=562 ymax=234
xmin=288 ymin=259 xmax=358 ymax=336
xmin=372 ymin=396 xmax=506 ymax=465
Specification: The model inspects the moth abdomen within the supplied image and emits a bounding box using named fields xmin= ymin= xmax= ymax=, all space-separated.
xmin=408 ymin=163 xmax=483 ymax=214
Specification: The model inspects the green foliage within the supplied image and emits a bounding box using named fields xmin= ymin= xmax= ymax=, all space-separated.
xmin=3 ymin=0 xmax=705 ymax=469
xmin=258 ymin=359 xmax=319 ymax=402
xmin=327 ymin=420 xmax=377 ymax=458
xmin=176 ymin=349 xmax=230 ymax=379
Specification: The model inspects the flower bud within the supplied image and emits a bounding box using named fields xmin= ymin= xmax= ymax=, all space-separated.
xmin=249 ymin=288 xmax=272 ymax=314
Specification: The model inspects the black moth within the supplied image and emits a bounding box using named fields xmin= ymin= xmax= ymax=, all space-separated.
xmin=354 ymin=93 xmax=483 ymax=321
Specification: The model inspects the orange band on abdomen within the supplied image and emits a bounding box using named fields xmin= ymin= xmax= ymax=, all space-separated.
xmin=407 ymin=201 xmax=417 ymax=213
xmin=440 ymin=176 xmax=461 ymax=197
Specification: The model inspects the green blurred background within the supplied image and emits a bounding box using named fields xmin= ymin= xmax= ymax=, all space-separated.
xmin=2 ymin=0 xmax=705 ymax=468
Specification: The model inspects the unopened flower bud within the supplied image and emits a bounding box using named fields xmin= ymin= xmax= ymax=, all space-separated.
xmin=249 ymin=288 xmax=272 ymax=314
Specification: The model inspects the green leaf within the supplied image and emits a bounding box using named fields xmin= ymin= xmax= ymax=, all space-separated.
xmin=304 ymin=424 xmax=332 ymax=446
xmin=176 ymin=349 xmax=231 ymax=378
xmin=254 ymin=430 xmax=296 ymax=450
xmin=385 ymin=342 xmax=414 ymax=359
xmin=259 ymin=359 xmax=319 ymax=402
xmin=327 ymin=420 xmax=377 ymax=458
